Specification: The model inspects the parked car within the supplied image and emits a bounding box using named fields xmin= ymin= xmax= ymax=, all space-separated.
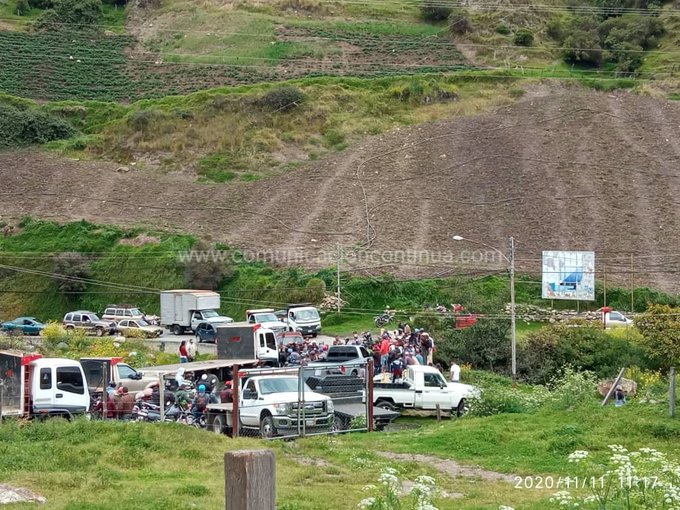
xmin=102 ymin=305 xmax=156 ymax=323
xmin=2 ymin=317 xmax=45 ymax=336
xmin=63 ymin=311 xmax=117 ymax=337
xmin=195 ymin=322 xmax=217 ymax=343
xmin=116 ymin=319 xmax=163 ymax=338
xmin=602 ymin=309 xmax=633 ymax=328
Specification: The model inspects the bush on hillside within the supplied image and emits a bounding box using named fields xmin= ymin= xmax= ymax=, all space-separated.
xmin=183 ymin=243 xmax=229 ymax=291
xmin=16 ymin=0 xmax=31 ymax=15
xmin=517 ymin=324 xmax=654 ymax=385
xmin=52 ymin=252 xmax=92 ymax=296
xmin=257 ymin=86 xmax=305 ymax=112
xmin=420 ymin=0 xmax=451 ymax=22
xmin=636 ymin=304 xmax=680 ymax=369
xmin=37 ymin=0 xmax=103 ymax=28
xmin=562 ymin=30 xmax=603 ymax=66
xmin=28 ymin=0 xmax=52 ymax=9
xmin=448 ymin=7 xmax=472 ymax=34
xmin=513 ymin=28 xmax=534 ymax=46
xmin=0 ymin=104 xmax=74 ymax=148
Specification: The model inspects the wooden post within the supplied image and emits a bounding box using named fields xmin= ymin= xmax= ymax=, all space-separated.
xmin=102 ymin=362 xmax=108 ymax=420
xmin=367 ymin=359 xmax=374 ymax=432
xmin=670 ymin=367 xmax=676 ymax=418
xmin=0 ymin=380 xmax=4 ymax=420
xmin=159 ymin=373 xmax=165 ymax=422
xmin=225 ymin=450 xmax=276 ymax=510
xmin=232 ymin=364 xmax=240 ymax=438
xmin=436 ymin=404 xmax=441 ymax=421
xmin=601 ymin=367 xmax=626 ymax=406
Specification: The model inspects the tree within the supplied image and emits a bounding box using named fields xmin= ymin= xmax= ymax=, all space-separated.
xmin=636 ymin=304 xmax=680 ymax=369
xmin=183 ymin=242 xmax=229 ymax=291
xmin=38 ymin=0 xmax=103 ymax=28
xmin=513 ymin=28 xmax=534 ymax=46
xmin=562 ymin=30 xmax=603 ymax=66
xmin=52 ymin=252 xmax=91 ymax=296
xmin=420 ymin=0 xmax=452 ymax=22
xmin=436 ymin=318 xmax=511 ymax=372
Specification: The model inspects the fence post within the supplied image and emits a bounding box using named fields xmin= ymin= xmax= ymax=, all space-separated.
xmin=671 ymin=367 xmax=676 ymax=418
xmin=158 ymin=373 xmax=165 ymax=422
xmin=225 ymin=450 xmax=276 ymax=510
xmin=102 ymin=362 xmax=108 ymax=420
xmin=436 ymin=404 xmax=442 ymax=421
xmin=601 ymin=367 xmax=626 ymax=406
xmin=0 ymin=380 xmax=4 ymax=421
xmin=232 ymin=364 xmax=240 ymax=438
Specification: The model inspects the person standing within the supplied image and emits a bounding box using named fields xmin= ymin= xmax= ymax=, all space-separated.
xmin=379 ymin=334 xmax=391 ymax=374
xmin=450 ymin=359 xmax=461 ymax=383
xmin=179 ymin=340 xmax=188 ymax=363
xmin=186 ymin=338 xmax=197 ymax=362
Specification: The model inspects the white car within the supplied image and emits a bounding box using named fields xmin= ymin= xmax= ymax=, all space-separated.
xmin=116 ymin=319 xmax=163 ymax=338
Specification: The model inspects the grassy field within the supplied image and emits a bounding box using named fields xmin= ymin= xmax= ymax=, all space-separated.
xmin=0 ymin=399 xmax=678 ymax=509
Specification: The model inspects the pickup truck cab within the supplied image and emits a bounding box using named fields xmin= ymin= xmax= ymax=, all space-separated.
xmin=373 ymin=365 xmax=478 ymax=417
xmin=80 ymin=357 xmax=157 ymax=393
xmin=246 ymin=308 xmax=286 ymax=335
xmin=602 ymin=310 xmax=633 ymax=328
xmin=319 ymin=345 xmax=372 ymax=376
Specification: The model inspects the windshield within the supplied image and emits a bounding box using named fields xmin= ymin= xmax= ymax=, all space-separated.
xmin=130 ymin=308 xmax=142 ymax=316
xmin=202 ymin=310 xmax=220 ymax=318
xmin=90 ymin=314 xmax=101 ymax=321
xmin=137 ymin=320 xmax=150 ymax=327
xmin=258 ymin=377 xmax=312 ymax=394
xmin=255 ymin=313 xmax=279 ymax=323
xmin=294 ymin=309 xmax=319 ymax=321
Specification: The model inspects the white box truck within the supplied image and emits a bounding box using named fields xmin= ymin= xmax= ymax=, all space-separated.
xmin=0 ymin=350 xmax=90 ymax=419
xmin=286 ymin=303 xmax=321 ymax=337
xmin=215 ymin=322 xmax=280 ymax=367
xmin=160 ymin=290 xmax=233 ymax=335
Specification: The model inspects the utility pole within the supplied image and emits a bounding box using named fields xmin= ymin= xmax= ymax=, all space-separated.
xmin=603 ymin=261 xmax=607 ymax=308
xmin=630 ymin=255 xmax=635 ymax=313
xmin=336 ymin=243 xmax=341 ymax=314
xmin=509 ymin=237 xmax=517 ymax=387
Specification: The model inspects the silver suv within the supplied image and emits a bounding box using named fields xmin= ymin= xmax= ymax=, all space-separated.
xmin=63 ymin=311 xmax=117 ymax=337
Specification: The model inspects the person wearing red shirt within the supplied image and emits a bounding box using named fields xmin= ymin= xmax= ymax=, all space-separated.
xmin=179 ymin=340 xmax=188 ymax=363
xmin=379 ymin=335 xmax=390 ymax=373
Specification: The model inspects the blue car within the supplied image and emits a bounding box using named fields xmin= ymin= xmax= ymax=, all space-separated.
xmin=2 ymin=317 xmax=45 ymax=336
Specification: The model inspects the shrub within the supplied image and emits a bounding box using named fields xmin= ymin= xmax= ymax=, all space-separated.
xmin=562 ymin=30 xmax=603 ymax=66
xmin=257 ymin=86 xmax=305 ymax=112
xmin=547 ymin=366 xmax=598 ymax=410
xmin=448 ymin=7 xmax=472 ymax=34
xmin=495 ymin=23 xmax=511 ymax=35
xmin=547 ymin=17 xmax=566 ymax=41
xmin=52 ymin=252 xmax=92 ymax=296
xmin=16 ymin=0 xmax=31 ymax=15
xmin=127 ymin=109 xmax=166 ymax=133
xmin=420 ymin=0 xmax=451 ymax=21
xmin=183 ymin=242 xmax=227 ymax=291
xmin=467 ymin=385 xmax=551 ymax=417
xmin=37 ymin=0 xmax=103 ymax=27
xmin=513 ymin=28 xmax=534 ymax=46
xmin=28 ymin=0 xmax=53 ymax=8
xmin=518 ymin=324 xmax=653 ymax=385
xmin=0 ymin=105 xmax=74 ymax=148
xmin=636 ymin=304 xmax=680 ymax=369
xmin=437 ymin=318 xmax=511 ymax=373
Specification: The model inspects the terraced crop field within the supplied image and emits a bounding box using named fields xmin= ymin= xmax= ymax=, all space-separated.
xmin=0 ymin=26 xmax=472 ymax=101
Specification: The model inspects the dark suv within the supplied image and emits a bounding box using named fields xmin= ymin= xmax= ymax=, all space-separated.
xmin=63 ymin=311 xmax=117 ymax=337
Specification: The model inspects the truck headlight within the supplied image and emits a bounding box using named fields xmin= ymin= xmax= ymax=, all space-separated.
xmin=326 ymin=400 xmax=334 ymax=413
xmin=273 ymin=403 xmax=288 ymax=415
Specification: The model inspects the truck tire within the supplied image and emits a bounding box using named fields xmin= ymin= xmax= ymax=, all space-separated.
xmin=212 ymin=414 xmax=225 ymax=434
xmin=173 ymin=325 xmax=183 ymax=336
xmin=376 ymin=400 xmax=397 ymax=412
xmin=95 ymin=327 xmax=104 ymax=337
xmin=260 ymin=414 xmax=277 ymax=439
xmin=334 ymin=415 xmax=348 ymax=431
xmin=456 ymin=398 xmax=467 ymax=417
xmin=195 ymin=333 xmax=201 ymax=344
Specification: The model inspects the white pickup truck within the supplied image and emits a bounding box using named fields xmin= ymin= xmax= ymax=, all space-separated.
xmin=373 ymin=365 xmax=478 ymax=417
xmin=206 ymin=373 xmax=334 ymax=438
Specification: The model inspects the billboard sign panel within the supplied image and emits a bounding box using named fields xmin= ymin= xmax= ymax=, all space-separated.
xmin=542 ymin=251 xmax=595 ymax=301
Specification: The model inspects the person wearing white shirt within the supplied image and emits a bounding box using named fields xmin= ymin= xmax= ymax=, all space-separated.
xmin=449 ymin=359 xmax=461 ymax=383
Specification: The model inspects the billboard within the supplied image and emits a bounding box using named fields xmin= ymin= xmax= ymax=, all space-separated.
xmin=542 ymin=251 xmax=595 ymax=301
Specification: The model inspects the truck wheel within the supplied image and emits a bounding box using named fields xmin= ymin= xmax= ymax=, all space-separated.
xmin=376 ymin=400 xmax=397 ymax=412
xmin=212 ymin=414 xmax=225 ymax=434
xmin=456 ymin=398 xmax=467 ymax=417
xmin=334 ymin=415 xmax=348 ymax=432
xmin=195 ymin=334 xmax=201 ymax=344
xmin=95 ymin=327 xmax=104 ymax=337
xmin=173 ymin=325 xmax=183 ymax=336
xmin=260 ymin=415 xmax=277 ymax=439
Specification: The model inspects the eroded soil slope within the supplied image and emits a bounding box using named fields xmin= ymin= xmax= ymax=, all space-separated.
xmin=1 ymin=88 xmax=679 ymax=290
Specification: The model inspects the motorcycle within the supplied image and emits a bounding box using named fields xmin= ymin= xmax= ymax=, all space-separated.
xmin=374 ymin=311 xmax=395 ymax=327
